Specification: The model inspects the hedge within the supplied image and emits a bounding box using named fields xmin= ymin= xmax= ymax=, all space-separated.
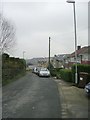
xmin=2 ymin=53 xmax=26 ymax=86
xmin=50 ymin=68 xmax=63 ymax=77
xmin=59 ymin=69 xmax=72 ymax=82
xmin=72 ymin=64 xmax=90 ymax=83
xmin=50 ymin=64 xmax=90 ymax=83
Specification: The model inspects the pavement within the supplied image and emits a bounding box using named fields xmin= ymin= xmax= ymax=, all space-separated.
xmin=54 ymin=78 xmax=89 ymax=118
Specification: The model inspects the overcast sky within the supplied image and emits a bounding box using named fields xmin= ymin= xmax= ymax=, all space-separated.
xmin=1 ymin=0 xmax=89 ymax=59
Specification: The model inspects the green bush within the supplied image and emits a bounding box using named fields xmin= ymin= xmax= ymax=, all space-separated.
xmin=72 ymin=64 xmax=90 ymax=73
xmin=54 ymin=68 xmax=63 ymax=78
xmin=50 ymin=67 xmax=65 ymax=78
xmin=50 ymin=69 xmax=56 ymax=77
xmin=59 ymin=69 xmax=72 ymax=82
xmin=2 ymin=53 xmax=26 ymax=86
xmin=72 ymin=64 xmax=90 ymax=83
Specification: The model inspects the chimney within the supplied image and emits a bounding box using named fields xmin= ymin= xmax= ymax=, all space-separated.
xmin=77 ymin=46 xmax=81 ymax=50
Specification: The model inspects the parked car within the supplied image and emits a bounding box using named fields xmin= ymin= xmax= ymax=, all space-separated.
xmin=85 ymin=82 xmax=90 ymax=96
xmin=39 ymin=68 xmax=50 ymax=77
xmin=33 ymin=67 xmax=39 ymax=74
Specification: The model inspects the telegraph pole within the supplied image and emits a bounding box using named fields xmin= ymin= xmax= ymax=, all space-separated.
xmin=49 ymin=37 xmax=51 ymax=71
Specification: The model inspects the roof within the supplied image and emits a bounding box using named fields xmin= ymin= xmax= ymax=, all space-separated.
xmin=70 ymin=46 xmax=90 ymax=57
xmin=54 ymin=54 xmax=69 ymax=61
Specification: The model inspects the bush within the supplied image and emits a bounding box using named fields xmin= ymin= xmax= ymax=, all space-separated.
xmin=50 ymin=69 xmax=57 ymax=77
xmin=59 ymin=69 xmax=72 ymax=82
xmin=50 ymin=67 xmax=65 ymax=78
xmin=2 ymin=53 xmax=26 ymax=86
xmin=72 ymin=64 xmax=90 ymax=73
xmin=72 ymin=64 xmax=90 ymax=83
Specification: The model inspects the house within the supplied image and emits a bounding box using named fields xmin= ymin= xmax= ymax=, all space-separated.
xmin=38 ymin=58 xmax=48 ymax=67
xmin=63 ymin=54 xmax=71 ymax=69
xmin=64 ymin=46 xmax=90 ymax=69
xmin=52 ymin=54 xmax=68 ymax=68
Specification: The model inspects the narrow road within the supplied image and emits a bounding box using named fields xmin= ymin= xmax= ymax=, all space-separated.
xmin=2 ymin=72 xmax=61 ymax=118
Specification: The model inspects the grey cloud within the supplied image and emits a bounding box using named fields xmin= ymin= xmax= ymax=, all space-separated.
xmin=2 ymin=1 xmax=88 ymax=58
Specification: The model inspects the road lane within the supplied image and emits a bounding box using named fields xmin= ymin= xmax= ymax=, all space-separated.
xmin=2 ymin=72 xmax=61 ymax=118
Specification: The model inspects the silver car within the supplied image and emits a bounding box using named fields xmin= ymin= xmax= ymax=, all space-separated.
xmin=85 ymin=82 xmax=90 ymax=96
xmin=39 ymin=68 xmax=50 ymax=77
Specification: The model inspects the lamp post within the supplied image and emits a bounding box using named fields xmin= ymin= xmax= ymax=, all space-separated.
xmin=66 ymin=0 xmax=78 ymax=84
xmin=23 ymin=51 xmax=26 ymax=59
xmin=23 ymin=51 xmax=27 ymax=69
xmin=49 ymin=37 xmax=51 ymax=71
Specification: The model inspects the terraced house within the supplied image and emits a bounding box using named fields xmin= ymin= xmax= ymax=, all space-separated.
xmin=64 ymin=46 xmax=90 ymax=69
xmin=52 ymin=46 xmax=90 ymax=69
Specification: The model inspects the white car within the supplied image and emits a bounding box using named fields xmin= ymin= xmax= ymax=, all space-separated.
xmin=33 ymin=67 xmax=39 ymax=74
xmin=39 ymin=68 xmax=50 ymax=77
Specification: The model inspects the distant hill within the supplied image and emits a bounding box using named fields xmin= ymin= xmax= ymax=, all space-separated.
xmin=26 ymin=57 xmax=53 ymax=65
xmin=26 ymin=57 xmax=47 ymax=65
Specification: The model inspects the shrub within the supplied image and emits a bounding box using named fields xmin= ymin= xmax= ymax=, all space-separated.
xmin=72 ymin=64 xmax=90 ymax=73
xmin=50 ymin=69 xmax=57 ymax=77
xmin=59 ymin=69 xmax=72 ymax=82
xmin=72 ymin=64 xmax=90 ymax=83
xmin=2 ymin=53 xmax=26 ymax=86
xmin=49 ymin=67 xmax=63 ymax=77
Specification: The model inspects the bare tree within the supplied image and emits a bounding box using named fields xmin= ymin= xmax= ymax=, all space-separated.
xmin=0 ymin=14 xmax=16 ymax=54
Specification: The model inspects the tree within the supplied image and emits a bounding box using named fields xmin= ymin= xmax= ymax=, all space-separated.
xmin=0 ymin=14 xmax=16 ymax=54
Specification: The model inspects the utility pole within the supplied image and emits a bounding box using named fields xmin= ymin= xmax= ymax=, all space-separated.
xmin=49 ymin=37 xmax=51 ymax=71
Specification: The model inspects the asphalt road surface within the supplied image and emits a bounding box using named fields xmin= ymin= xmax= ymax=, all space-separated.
xmin=2 ymin=72 xmax=61 ymax=118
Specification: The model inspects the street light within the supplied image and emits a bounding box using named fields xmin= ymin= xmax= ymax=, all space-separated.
xmin=23 ymin=51 xmax=25 ymax=59
xmin=49 ymin=37 xmax=51 ymax=71
xmin=23 ymin=51 xmax=27 ymax=69
xmin=66 ymin=0 xmax=78 ymax=84
xmin=66 ymin=0 xmax=75 ymax=3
